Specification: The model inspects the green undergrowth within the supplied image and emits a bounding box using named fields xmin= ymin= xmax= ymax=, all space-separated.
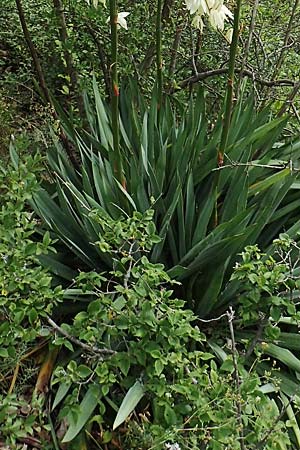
xmin=0 ymin=152 xmax=297 ymax=449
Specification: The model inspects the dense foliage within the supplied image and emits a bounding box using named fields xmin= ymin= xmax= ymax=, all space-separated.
xmin=0 ymin=158 xmax=297 ymax=448
xmin=1 ymin=0 xmax=300 ymax=448
xmin=1 ymin=0 xmax=299 ymax=146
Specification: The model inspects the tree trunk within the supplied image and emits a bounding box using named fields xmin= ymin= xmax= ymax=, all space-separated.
xmin=15 ymin=0 xmax=50 ymax=104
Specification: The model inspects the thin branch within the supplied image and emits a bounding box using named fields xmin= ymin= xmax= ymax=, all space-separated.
xmin=168 ymin=26 xmax=183 ymax=80
xmin=212 ymin=159 xmax=300 ymax=172
xmin=46 ymin=316 xmax=116 ymax=357
xmin=86 ymin=24 xmax=111 ymax=99
xmin=197 ymin=313 xmax=228 ymax=323
xmin=238 ymin=0 xmax=259 ymax=94
xmin=190 ymin=26 xmax=198 ymax=76
xmin=177 ymin=68 xmax=298 ymax=91
xmin=256 ymin=396 xmax=295 ymax=449
xmin=253 ymin=30 xmax=267 ymax=70
xmin=277 ymin=81 xmax=300 ymax=117
xmin=15 ymin=0 xmax=51 ymax=104
xmin=227 ymin=307 xmax=245 ymax=450
xmin=123 ymin=242 xmax=135 ymax=290
xmin=291 ymin=103 xmax=300 ymax=124
xmin=244 ymin=317 xmax=266 ymax=359
xmin=272 ymin=0 xmax=300 ymax=80
xmin=53 ymin=0 xmax=84 ymax=117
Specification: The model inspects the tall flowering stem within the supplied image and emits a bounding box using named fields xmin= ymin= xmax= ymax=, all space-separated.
xmin=214 ymin=0 xmax=242 ymax=227
xmin=156 ymin=0 xmax=163 ymax=110
xmin=109 ymin=0 xmax=123 ymax=185
xmin=218 ymin=0 xmax=242 ymax=165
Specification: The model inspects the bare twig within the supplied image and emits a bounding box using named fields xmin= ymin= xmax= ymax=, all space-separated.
xmin=168 ymin=26 xmax=183 ymax=80
xmin=256 ymin=396 xmax=295 ymax=449
xmin=227 ymin=307 xmax=245 ymax=450
xmin=15 ymin=0 xmax=51 ymax=104
xmin=272 ymin=0 xmax=300 ymax=80
xmin=46 ymin=316 xmax=116 ymax=357
xmin=86 ymin=24 xmax=111 ymax=99
xmin=177 ymin=68 xmax=298 ymax=91
xmin=244 ymin=317 xmax=266 ymax=359
xmin=190 ymin=27 xmax=198 ymax=76
xmin=291 ymin=103 xmax=300 ymax=124
xmin=253 ymin=30 xmax=267 ymax=70
xmin=277 ymin=81 xmax=300 ymax=117
xmin=238 ymin=0 xmax=259 ymax=94
xmin=212 ymin=159 xmax=300 ymax=172
xmin=123 ymin=242 xmax=135 ymax=289
xmin=197 ymin=313 xmax=228 ymax=323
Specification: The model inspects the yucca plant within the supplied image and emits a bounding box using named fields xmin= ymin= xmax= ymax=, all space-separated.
xmin=209 ymin=235 xmax=300 ymax=448
xmin=14 ymin=85 xmax=300 ymax=445
xmin=30 ymin=80 xmax=300 ymax=318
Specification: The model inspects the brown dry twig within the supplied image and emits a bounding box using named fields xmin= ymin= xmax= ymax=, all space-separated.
xmin=46 ymin=316 xmax=116 ymax=357
xmin=177 ymin=68 xmax=298 ymax=91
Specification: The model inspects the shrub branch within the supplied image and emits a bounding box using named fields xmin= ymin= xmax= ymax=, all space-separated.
xmin=46 ymin=316 xmax=116 ymax=357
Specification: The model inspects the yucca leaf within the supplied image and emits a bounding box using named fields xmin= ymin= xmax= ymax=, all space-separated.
xmin=9 ymin=143 xmax=19 ymax=168
xmin=276 ymin=333 xmax=300 ymax=351
xmin=39 ymin=254 xmax=76 ymax=281
xmin=52 ymin=382 xmax=71 ymax=411
xmin=281 ymin=393 xmax=300 ymax=447
xmin=151 ymin=180 xmax=181 ymax=262
xmin=113 ymin=380 xmax=145 ymax=431
xmin=207 ymin=341 xmax=228 ymax=362
xmin=185 ymin=172 xmax=196 ymax=250
xmin=196 ymin=264 xmax=227 ymax=316
xmin=262 ymin=343 xmax=300 ymax=373
xmin=62 ymin=384 xmax=101 ymax=443
xmin=177 ymin=192 xmax=186 ymax=260
xmin=115 ymin=178 xmax=137 ymax=211
xmin=180 ymin=210 xmax=251 ymax=268
xmin=249 ymin=169 xmax=290 ymax=195
xmin=92 ymin=76 xmax=113 ymax=150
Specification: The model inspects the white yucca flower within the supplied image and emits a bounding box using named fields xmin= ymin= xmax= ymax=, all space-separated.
xmin=165 ymin=443 xmax=181 ymax=450
xmin=186 ymin=0 xmax=233 ymax=35
xmin=185 ymin=0 xmax=208 ymax=15
xmin=207 ymin=0 xmax=217 ymax=7
xmin=209 ymin=4 xmax=233 ymax=30
xmin=106 ymin=11 xmax=130 ymax=30
xmin=116 ymin=11 xmax=130 ymax=30
xmin=224 ymin=27 xmax=233 ymax=43
xmin=85 ymin=0 xmax=106 ymax=7
xmin=192 ymin=13 xmax=205 ymax=32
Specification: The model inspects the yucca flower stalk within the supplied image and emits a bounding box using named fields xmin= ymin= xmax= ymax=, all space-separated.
xmin=214 ymin=0 xmax=242 ymax=226
xmin=218 ymin=0 xmax=242 ymax=165
xmin=156 ymin=0 xmax=163 ymax=110
xmin=109 ymin=0 xmax=123 ymax=185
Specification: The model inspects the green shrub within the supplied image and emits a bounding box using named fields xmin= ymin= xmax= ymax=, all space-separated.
xmin=0 ymin=152 xmax=62 ymax=447
xmin=0 ymin=152 xmax=62 ymax=359
xmin=49 ymin=208 xmax=291 ymax=449
xmin=0 ymin=156 xmax=294 ymax=448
